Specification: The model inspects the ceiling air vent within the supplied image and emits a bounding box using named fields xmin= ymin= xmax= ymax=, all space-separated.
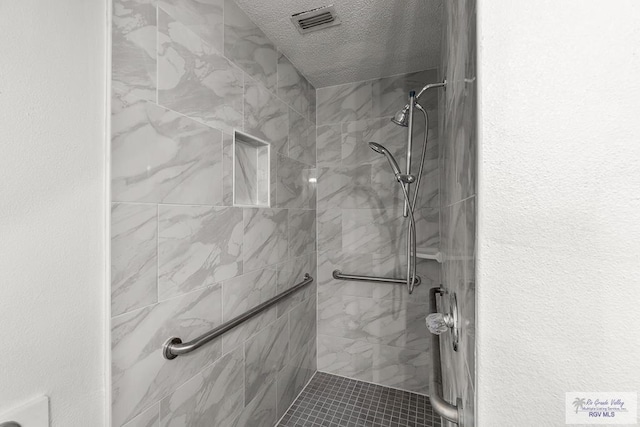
xmin=291 ymin=5 xmax=341 ymax=34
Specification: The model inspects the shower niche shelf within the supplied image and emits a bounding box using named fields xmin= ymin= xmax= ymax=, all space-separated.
xmin=414 ymin=247 xmax=442 ymax=263
xmin=233 ymin=130 xmax=270 ymax=207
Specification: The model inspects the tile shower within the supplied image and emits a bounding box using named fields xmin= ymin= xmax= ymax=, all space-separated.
xmin=110 ymin=0 xmax=475 ymax=426
xmin=111 ymin=0 xmax=317 ymax=425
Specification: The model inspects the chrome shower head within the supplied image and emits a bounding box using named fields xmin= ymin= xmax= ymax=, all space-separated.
xmin=391 ymin=105 xmax=410 ymax=127
xmin=368 ymin=142 xmax=415 ymax=183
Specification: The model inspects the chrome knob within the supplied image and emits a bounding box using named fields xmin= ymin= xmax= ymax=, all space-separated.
xmin=425 ymin=313 xmax=454 ymax=335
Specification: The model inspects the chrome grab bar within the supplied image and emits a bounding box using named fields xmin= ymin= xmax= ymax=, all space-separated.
xmin=332 ymin=270 xmax=421 ymax=286
xmin=429 ymin=286 xmax=463 ymax=425
xmin=163 ymin=273 xmax=314 ymax=360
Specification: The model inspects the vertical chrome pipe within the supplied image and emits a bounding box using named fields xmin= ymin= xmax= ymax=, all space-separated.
xmin=403 ymin=91 xmax=416 ymax=218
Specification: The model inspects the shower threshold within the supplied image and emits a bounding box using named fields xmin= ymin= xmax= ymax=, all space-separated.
xmin=277 ymin=372 xmax=441 ymax=427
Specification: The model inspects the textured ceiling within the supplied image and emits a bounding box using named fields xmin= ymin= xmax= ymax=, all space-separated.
xmin=232 ymin=0 xmax=443 ymax=88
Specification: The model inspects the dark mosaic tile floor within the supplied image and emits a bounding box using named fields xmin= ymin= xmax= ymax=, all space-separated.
xmin=277 ymin=371 xmax=442 ymax=427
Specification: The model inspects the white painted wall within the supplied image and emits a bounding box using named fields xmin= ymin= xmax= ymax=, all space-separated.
xmin=477 ymin=1 xmax=640 ymax=425
xmin=0 ymin=0 xmax=107 ymax=426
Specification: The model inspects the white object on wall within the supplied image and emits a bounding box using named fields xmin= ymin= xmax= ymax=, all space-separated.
xmin=477 ymin=0 xmax=640 ymax=426
xmin=0 ymin=0 xmax=108 ymax=426
xmin=0 ymin=397 xmax=49 ymax=427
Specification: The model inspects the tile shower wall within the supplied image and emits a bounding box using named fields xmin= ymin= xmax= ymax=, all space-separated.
xmin=315 ymin=70 xmax=441 ymax=394
xmin=439 ymin=0 xmax=477 ymax=425
xmin=111 ymin=0 xmax=317 ymax=425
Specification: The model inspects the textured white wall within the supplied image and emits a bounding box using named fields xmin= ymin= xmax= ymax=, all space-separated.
xmin=477 ymin=1 xmax=640 ymax=425
xmin=0 ymin=0 xmax=107 ymax=426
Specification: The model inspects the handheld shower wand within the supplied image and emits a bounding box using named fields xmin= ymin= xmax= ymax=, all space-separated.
xmin=368 ymin=142 xmax=415 ymax=184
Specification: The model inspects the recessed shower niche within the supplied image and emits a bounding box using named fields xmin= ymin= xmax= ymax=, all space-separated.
xmin=233 ymin=130 xmax=270 ymax=207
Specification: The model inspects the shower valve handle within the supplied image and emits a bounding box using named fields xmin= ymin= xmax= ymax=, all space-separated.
xmin=425 ymin=313 xmax=454 ymax=335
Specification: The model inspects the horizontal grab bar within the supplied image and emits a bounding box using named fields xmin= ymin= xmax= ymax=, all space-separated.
xmin=163 ymin=273 xmax=314 ymax=360
xmin=429 ymin=287 xmax=463 ymax=425
xmin=332 ymin=270 xmax=421 ymax=286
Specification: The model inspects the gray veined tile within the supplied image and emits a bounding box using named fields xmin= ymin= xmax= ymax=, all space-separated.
xmin=288 ymin=109 xmax=316 ymax=167
xmin=222 ymin=267 xmax=277 ymax=321
xmin=317 ymin=334 xmax=373 ymax=382
xmin=159 ymin=0 xmax=224 ymax=55
xmin=415 ymin=208 xmax=440 ymax=249
xmin=317 ymin=251 xmax=375 ymax=303
xmin=112 ymin=0 xmax=157 ymax=110
xmin=316 ymin=81 xmax=373 ymax=125
xmin=220 ymin=267 xmax=278 ymax=352
xmin=157 ymin=8 xmax=243 ymax=134
xmin=276 ymin=154 xmax=316 ymax=209
xmin=317 ymin=294 xmax=378 ymax=342
xmin=242 ymin=208 xmax=288 ymax=272
xmin=121 ymin=403 xmax=159 ymax=427
xmin=371 ymin=344 xmax=429 ymax=394
xmin=244 ymin=314 xmax=289 ymax=403
xmin=224 ymin=0 xmax=277 ymax=92
xmin=275 ymin=253 xmax=317 ymax=317
xmin=316 ymin=165 xmax=375 ymax=210
xmin=316 ymin=124 xmax=341 ymax=167
xmin=276 ymin=339 xmax=316 ymax=419
xmin=277 ymin=53 xmax=310 ymax=117
xmin=243 ymin=77 xmax=289 ymax=154
xmin=111 ymin=284 xmax=223 ymax=426
xmin=341 ymin=117 xmax=406 ymax=166
xmin=158 ymin=205 xmax=242 ymax=300
xmin=288 ymin=209 xmax=316 ymax=258
xmin=341 ymin=208 xmax=405 ymax=255
xmin=229 ymin=378 xmax=277 ymax=427
xmin=222 ymin=132 xmax=234 ymax=206
xmin=307 ymin=82 xmax=317 ymax=124
xmin=371 ymin=69 xmax=439 ymax=118
xmin=288 ymin=294 xmax=316 ymax=359
xmin=316 ymin=208 xmax=341 ymax=252
xmin=111 ymin=203 xmax=158 ymax=317
xmin=159 ymin=346 xmax=244 ymax=427
xmin=111 ymin=102 xmax=224 ymax=205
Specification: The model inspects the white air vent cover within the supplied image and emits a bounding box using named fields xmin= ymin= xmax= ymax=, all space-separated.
xmin=291 ymin=5 xmax=341 ymax=34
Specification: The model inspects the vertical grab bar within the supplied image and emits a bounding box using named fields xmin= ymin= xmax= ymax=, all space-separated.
xmin=429 ymin=287 xmax=464 ymax=425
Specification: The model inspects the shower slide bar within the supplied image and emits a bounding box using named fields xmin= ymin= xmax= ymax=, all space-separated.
xmin=162 ymin=273 xmax=314 ymax=360
xmin=332 ymin=270 xmax=421 ymax=287
xmin=429 ymin=286 xmax=464 ymax=425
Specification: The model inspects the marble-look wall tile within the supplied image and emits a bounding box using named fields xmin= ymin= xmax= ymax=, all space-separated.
xmin=317 ymin=208 xmax=341 ymax=251
xmin=288 ymin=110 xmax=316 ymax=167
xmin=112 ymin=0 xmax=157 ymax=109
xmin=316 ymin=81 xmax=373 ymax=125
xmin=157 ymin=8 xmax=243 ymax=134
xmin=317 ymin=334 xmax=373 ymax=382
xmin=276 ymin=154 xmax=316 ymax=209
xmin=159 ymin=346 xmax=244 ymax=427
xmin=112 ymin=203 xmax=158 ymax=316
xmin=122 ymin=403 xmax=160 ymax=427
xmin=112 ymin=102 xmax=224 ymax=205
xmin=243 ymin=208 xmax=288 ymax=272
xmin=277 ymin=53 xmax=310 ymax=118
xmin=341 ymin=118 xmax=406 ymax=166
xmin=342 ymin=209 xmax=404 ymax=255
xmin=244 ymin=77 xmax=289 ymax=153
xmin=371 ymin=344 xmax=429 ymax=394
xmin=289 ymin=295 xmax=316 ymax=358
xmin=159 ymin=0 xmax=224 ymax=54
xmin=308 ymin=84 xmax=317 ymax=124
xmin=288 ymin=209 xmax=316 ymax=258
xmin=371 ymin=69 xmax=439 ymax=118
xmin=224 ymin=0 xmax=277 ymax=92
xmin=229 ymin=379 xmax=277 ymax=427
xmin=244 ymin=314 xmax=289 ymax=403
xmin=111 ymin=285 xmax=223 ymax=426
xmin=317 ymin=251 xmax=373 ymax=301
xmin=415 ymin=208 xmax=440 ymax=249
xmin=316 ymin=124 xmax=342 ymax=166
xmin=223 ymin=132 xmax=234 ymax=206
xmin=158 ymin=205 xmax=242 ymax=299
xmin=276 ymin=253 xmax=317 ymax=317
xmin=276 ymin=339 xmax=316 ymax=419
xmin=317 ymin=165 xmax=374 ymax=210
xmin=222 ymin=267 xmax=277 ymax=321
